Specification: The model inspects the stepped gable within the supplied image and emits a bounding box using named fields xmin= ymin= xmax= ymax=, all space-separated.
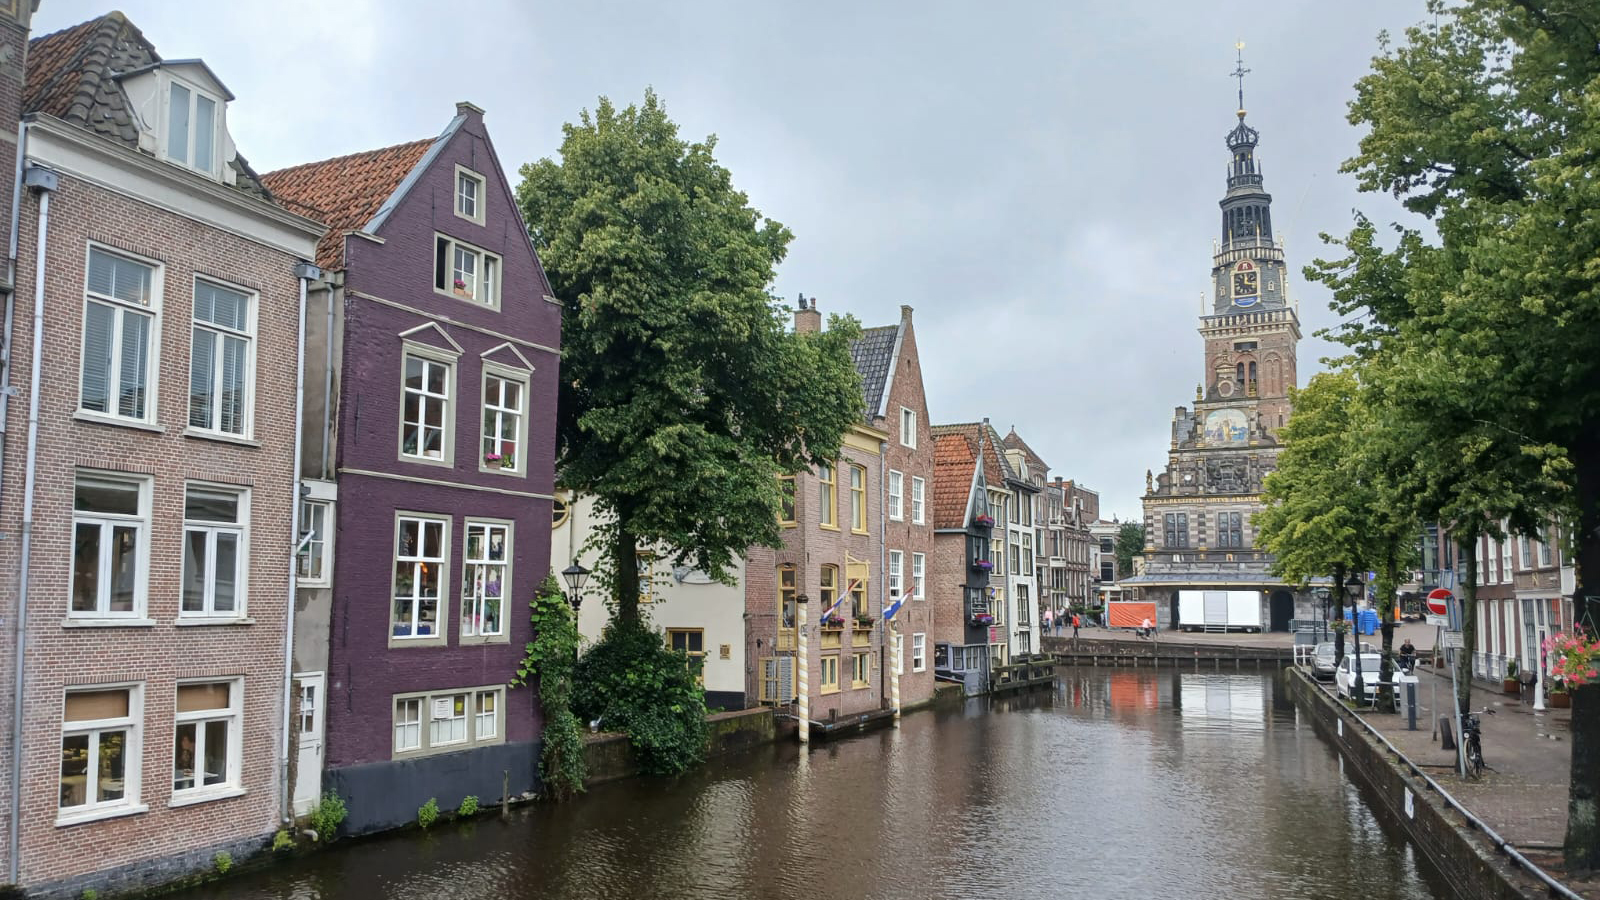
xmin=261 ymin=139 xmax=434 ymax=270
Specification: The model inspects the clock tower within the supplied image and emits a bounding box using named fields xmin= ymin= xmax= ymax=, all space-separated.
xmin=1129 ymin=48 xmax=1316 ymax=634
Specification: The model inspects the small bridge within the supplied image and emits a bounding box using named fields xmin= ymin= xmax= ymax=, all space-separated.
xmin=1041 ymin=635 xmax=1293 ymax=668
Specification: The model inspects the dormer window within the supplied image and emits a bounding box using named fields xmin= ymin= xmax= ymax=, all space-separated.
xmin=166 ymin=80 xmax=220 ymax=176
xmin=455 ymin=166 xmax=486 ymax=225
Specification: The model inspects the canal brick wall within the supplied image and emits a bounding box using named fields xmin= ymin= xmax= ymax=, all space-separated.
xmin=582 ymin=708 xmax=776 ymax=786
xmin=1284 ymin=668 xmax=1550 ymax=900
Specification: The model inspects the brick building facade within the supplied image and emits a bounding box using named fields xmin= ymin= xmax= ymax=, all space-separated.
xmin=0 ymin=12 xmax=323 ymax=895
xmin=263 ymin=103 xmax=560 ymax=835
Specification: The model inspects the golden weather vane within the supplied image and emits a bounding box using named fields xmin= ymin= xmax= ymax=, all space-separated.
xmin=1231 ymin=40 xmax=1250 ymax=118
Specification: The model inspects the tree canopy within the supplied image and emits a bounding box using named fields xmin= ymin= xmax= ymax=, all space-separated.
xmin=517 ymin=90 xmax=864 ymax=623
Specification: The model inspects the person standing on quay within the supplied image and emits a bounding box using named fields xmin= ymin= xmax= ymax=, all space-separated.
xmin=1073 ymin=612 xmax=1081 ymax=639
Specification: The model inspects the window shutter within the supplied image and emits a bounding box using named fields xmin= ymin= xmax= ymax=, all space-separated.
xmin=778 ymin=657 xmax=794 ymax=703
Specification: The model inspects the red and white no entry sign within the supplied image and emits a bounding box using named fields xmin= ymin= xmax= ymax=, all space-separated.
xmin=1425 ymin=588 xmax=1453 ymax=623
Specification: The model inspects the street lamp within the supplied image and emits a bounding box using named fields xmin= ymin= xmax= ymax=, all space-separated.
xmin=1348 ymin=571 xmax=1366 ymax=704
xmin=561 ymin=562 xmax=591 ymax=611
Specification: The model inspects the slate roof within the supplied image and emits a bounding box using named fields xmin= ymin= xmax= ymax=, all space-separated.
xmin=25 ymin=12 xmax=271 ymax=199
xmin=1001 ymin=427 xmax=1050 ymax=478
xmin=261 ymin=139 xmax=434 ymax=270
xmin=849 ymin=324 xmax=898 ymax=421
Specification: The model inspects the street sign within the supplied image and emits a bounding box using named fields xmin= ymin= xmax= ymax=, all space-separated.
xmin=1425 ymin=588 xmax=1452 ymax=628
xmin=1441 ymin=631 xmax=1464 ymax=649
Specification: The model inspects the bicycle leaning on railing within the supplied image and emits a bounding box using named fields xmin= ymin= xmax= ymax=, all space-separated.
xmin=1462 ymin=707 xmax=1496 ymax=777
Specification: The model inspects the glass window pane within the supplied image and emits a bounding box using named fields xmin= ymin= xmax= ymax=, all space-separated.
xmin=213 ymin=532 xmax=237 ymax=611
xmin=174 ymin=721 xmax=197 ymax=790
xmin=193 ymin=94 xmax=215 ymax=172
xmin=219 ymin=336 xmax=246 ymax=434
xmin=426 ymin=361 xmax=446 ymax=396
xmin=177 ymin=683 xmax=230 ymax=713
xmin=87 ymin=250 xmax=152 ymax=306
xmin=117 ymin=311 xmax=149 ymax=418
xmin=189 ymin=327 xmax=214 ymax=428
xmin=109 ymin=525 xmax=137 ymax=612
xmin=167 ymin=82 xmax=190 ymax=164
xmin=202 ymin=719 xmax=227 ymax=785
xmin=72 ymin=522 xmax=101 ymax=612
xmin=422 ymin=521 xmax=442 ymax=558
xmin=97 ymin=730 xmax=126 ymax=801
xmin=81 ymin=301 xmax=114 ymax=412
xmin=185 ymin=489 xmax=238 ymax=523
xmin=405 ymin=356 xmax=423 ymax=389
xmin=60 ymin=733 xmax=89 ymax=807
xmin=65 ymin=690 xmax=129 ymax=722
xmin=182 ymin=529 xmax=207 ymax=612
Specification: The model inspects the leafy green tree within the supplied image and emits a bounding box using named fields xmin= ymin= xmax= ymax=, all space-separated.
xmin=1315 ymin=0 xmax=1599 ymax=861
xmin=517 ymin=90 xmax=864 ymax=624
xmin=1113 ymin=523 xmax=1144 ymax=580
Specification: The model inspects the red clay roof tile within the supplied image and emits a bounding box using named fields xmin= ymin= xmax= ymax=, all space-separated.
xmin=260 ymin=139 xmax=434 ymax=270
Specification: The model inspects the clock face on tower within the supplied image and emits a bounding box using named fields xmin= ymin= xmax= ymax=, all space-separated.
xmin=1232 ymin=260 xmax=1259 ymax=307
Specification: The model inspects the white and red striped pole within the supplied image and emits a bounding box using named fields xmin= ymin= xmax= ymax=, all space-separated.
xmin=797 ymin=595 xmax=809 ymax=743
xmin=891 ymin=620 xmax=902 ymax=725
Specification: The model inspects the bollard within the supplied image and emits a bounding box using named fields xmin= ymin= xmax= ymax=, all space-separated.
xmin=1406 ymin=681 xmax=1417 ymax=731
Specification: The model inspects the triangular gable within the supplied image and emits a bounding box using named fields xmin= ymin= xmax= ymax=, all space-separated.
xmin=398 ymin=321 xmax=463 ymax=355
xmin=480 ymin=341 xmax=534 ymax=371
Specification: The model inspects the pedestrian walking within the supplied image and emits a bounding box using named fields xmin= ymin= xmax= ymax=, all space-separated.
xmin=1072 ymin=613 xmax=1081 ymax=638
xmin=1043 ymin=608 xmax=1053 ymax=634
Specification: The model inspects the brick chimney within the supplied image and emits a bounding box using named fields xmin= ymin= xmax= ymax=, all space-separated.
xmin=794 ymin=293 xmax=821 ymax=334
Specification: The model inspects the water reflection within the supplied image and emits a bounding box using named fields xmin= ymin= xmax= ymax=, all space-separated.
xmin=176 ymin=669 xmax=1447 ymax=900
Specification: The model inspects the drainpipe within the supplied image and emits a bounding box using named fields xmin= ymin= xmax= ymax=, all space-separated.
xmin=1 ymin=118 xmax=27 ymax=888
xmin=879 ymin=442 xmax=887 ymax=703
xmin=280 ymin=262 xmax=320 ymax=824
xmin=320 ymin=276 xmax=333 ymax=478
xmin=10 ymin=162 xmax=56 ymax=885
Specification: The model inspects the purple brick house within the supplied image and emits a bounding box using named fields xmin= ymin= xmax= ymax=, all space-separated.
xmin=263 ymin=102 xmax=559 ymax=833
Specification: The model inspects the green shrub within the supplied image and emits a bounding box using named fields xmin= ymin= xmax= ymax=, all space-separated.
xmin=309 ymin=792 xmax=347 ymax=842
xmin=81 ymin=890 xmax=98 ymax=900
xmin=457 ymin=795 xmax=479 ymax=818
xmin=417 ymin=797 xmax=439 ymax=829
xmin=573 ymin=618 xmax=708 ymax=776
xmin=272 ymin=828 xmax=295 ymax=852
xmin=212 ymin=851 xmax=232 ymax=876
xmin=514 ymin=573 xmax=587 ymax=798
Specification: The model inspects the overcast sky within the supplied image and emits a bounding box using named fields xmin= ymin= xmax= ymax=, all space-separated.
xmin=36 ymin=1 xmax=1428 ymax=519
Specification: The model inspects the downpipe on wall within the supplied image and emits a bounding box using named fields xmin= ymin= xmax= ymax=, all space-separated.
xmin=280 ymin=263 xmax=321 ymax=825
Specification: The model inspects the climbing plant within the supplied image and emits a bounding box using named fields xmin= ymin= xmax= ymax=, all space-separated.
xmin=513 ymin=573 xmax=586 ymax=799
xmin=572 ymin=618 xmax=708 ymax=777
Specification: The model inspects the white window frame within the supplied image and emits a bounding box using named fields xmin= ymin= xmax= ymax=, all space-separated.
xmin=887 ymin=470 xmax=904 ymax=521
xmin=170 ymin=678 xmax=243 ymax=804
xmin=911 ymin=476 xmax=926 ymax=525
xmin=187 ymin=276 xmax=256 ymax=438
xmin=429 ymin=693 xmax=470 ymax=749
xmin=390 ymin=512 xmax=451 ymax=647
xmin=888 ymin=550 xmax=904 ymax=599
xmin=58 ymin=684 xmax=144 ymax=825
xmin=69 ymin=471 xmax=152 ymax=620
xmin=297 ymin=498 xmax=333 ymax=587
xmin=179 ymin=483 xmax=250 ymax=620
xmin=435 ymin=233 xmax=502 ymax=309
xmin=392 ymin=686 xmax=506 ymax=759
xmin=480 ymin=364 xmax=530 ymax=475
xmin=899 ymin=406 xmax=917 ymax=448
xmin=474 ymin=689 xmax=498 ymax=741
xmin=399 ymin=342 xmax=458 ymax=467
xmin=912 ymin=633 xmax=927 ymax=672
xmin=912 ymin=552 xmax=926 ymax=600
xmin=460 ymin=518 xmax=512 ymax=644
xmin=454 ymin=165 xmax=486 ymax=226
xmin=78 ymin=244 xmax=162 ymax=425
xmin=162 ymin=75 xmax=223 ymax=177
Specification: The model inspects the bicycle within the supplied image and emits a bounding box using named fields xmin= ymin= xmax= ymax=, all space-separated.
xmin=1462 ymin=707 xmax=1496 ymax=777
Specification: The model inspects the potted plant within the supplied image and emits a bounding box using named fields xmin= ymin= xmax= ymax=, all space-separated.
xmin=484 ymin=451 xmax=503 ymax=468
xmin=821 ymin=614 xmax=846 ymax=630
xmin=973 ymin=514 xmax=995 ymax=527
xmin=1542 ymin=628 xmax=1599 ymax=707
xmin=971 ymin=612 xmax=996 ymax=627
xmin=972 ymin=559 xmax=993 ymax=572
xmin=1502 ymin=660 xmax=1521 ymax=695
xmin=453 ymin=277 xmax=470 ymax=298
xmin=854 ymin=614 xmax=875 ymax=628
xmin=1549 ymin=680 xmax=1570 ymax=708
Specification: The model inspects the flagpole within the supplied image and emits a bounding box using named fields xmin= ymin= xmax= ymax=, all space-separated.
xmin=797 ymin=594 xmax=809 ymax=744
xmin=891 ymin=620 xmax=902 ymax=726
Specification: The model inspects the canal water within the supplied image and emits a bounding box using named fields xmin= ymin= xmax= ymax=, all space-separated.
xmin=183 ymin=668 xmax=1450 ymax=900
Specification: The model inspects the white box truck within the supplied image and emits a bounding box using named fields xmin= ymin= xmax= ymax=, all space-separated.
xmin=1177 ymin=590 xmax=1263 ymax=633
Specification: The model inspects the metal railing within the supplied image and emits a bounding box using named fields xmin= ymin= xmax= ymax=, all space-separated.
xmin=1312 ymin=672 xmax=1585 ymax=900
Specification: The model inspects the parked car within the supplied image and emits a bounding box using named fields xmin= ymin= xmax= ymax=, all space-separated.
xmin=1312 ymin=642 xmax=1338 ymax=681
xmin=1335 ymin=653 xmax=1384 ymax=703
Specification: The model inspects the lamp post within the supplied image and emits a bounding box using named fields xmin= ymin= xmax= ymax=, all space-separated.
xmin=796 ymin=593 xmax=809 ymax=744
xmin=561 ymin=562 xmax=590 ymax=663
xmin=1348 ymin=571 xmax=1366 ymax=704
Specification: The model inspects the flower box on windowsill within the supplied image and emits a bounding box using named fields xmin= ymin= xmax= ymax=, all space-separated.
xmin=820 ymin=616 xmax=846 ymax=630
xmin=973 ymin=514 xmax=995 ymax=527
xmin=485 ymin=455 xmax=503 ymax=468
xmin=970 ymin=614 xmax=996 ymax=627
xmin=971 ymin=559 xmax=993 ymax=572
xmin=854 ymin=616 xmax=876 ymax=628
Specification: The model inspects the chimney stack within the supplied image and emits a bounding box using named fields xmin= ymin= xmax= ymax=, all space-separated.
xmin=794 ymin=293 xmax=822 ymax=334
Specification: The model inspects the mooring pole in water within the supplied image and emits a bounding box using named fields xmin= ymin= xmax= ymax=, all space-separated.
xmin=891 ymin=622 xmax=902 ymax=726
xmin=797 ymin=595 xmax=810 ymax=744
